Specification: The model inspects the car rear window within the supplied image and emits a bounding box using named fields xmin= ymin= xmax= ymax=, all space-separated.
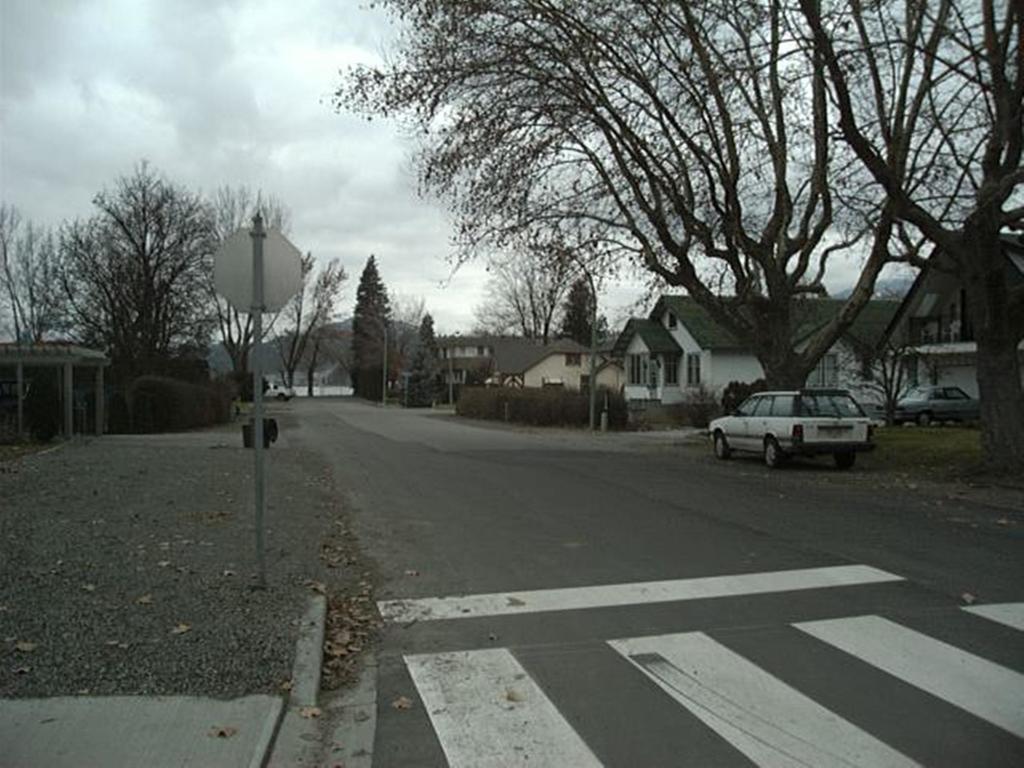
xmin=798 ymin=393 xmax=864 ymax=418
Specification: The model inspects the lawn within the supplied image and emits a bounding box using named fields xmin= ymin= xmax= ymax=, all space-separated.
xmin=862 ymin=425 xmax=982 ymax=477
xmin=0 ymin=442 xmax=57 ymax=463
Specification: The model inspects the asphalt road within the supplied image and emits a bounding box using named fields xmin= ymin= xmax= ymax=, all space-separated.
xmin=290 ymin=398 xmax=1024 ymax=768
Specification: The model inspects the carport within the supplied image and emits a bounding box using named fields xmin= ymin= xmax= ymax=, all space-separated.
xmin=0 ymin=343 xmax=109 ymax=439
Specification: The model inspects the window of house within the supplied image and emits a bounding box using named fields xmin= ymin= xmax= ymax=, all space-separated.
xmin=808 ymin=353 xmax=839 ymax=387
xmin=664 ymin=354 xmax=679 ymax=385
xmin=477 ymin=345 xmax=485 ymax=356
xmin=628 ymin=354 xmax=650 ymax=386
xmin=686 ymin=353 xmax=701 ymax=385
xmin=565 ymin=353 xmax=581 ymax=367
xmin=667 ymin=312 xmax=677 ymax=329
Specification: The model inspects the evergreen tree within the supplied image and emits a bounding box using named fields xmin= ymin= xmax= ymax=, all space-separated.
xmin=559 ymin=277 xmax=594 ymax=346
xmin=351 ymin=255 xmax=391 ymax=400
xmin=406 ymin=313 xmax=439 ymax=407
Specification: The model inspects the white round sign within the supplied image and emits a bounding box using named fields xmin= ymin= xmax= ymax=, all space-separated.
xmin=214 ymin=227 xmax=304 ymax=312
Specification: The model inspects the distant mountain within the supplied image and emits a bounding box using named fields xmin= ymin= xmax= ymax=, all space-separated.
xmin=832 ymin=275 xmax=914 ymax=300
xmin=207 ymin=316 xmax=353 ymax=375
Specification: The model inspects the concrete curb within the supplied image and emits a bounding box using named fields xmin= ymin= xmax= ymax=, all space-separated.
xmin=264 ymin=595 xmax=378 ymax=767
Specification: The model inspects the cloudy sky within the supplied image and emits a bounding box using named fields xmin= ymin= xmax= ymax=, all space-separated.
xmin=1 ymin=0 xmax=881 ymax=335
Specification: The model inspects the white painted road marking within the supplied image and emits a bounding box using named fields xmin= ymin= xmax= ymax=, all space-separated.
xmin=609 ymin=632 xmax=919 ymax=768
xmin=963 ymin=602 xmax=1024 ymax=632
xmin=796 ymin=615 xmax=1024 ymax=739
xmin=378 ymin=564 xmax=904 ymax=623
xmin=404 ymin=648 xmax=603 ymax=768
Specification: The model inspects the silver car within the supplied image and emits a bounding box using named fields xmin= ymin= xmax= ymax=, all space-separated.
xmin=893 ymin=386 xmax=979 ymax=426
xmin=709 ymin=389 xmax=875 ymax=469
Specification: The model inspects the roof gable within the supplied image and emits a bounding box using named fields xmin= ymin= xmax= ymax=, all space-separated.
xmin=611 ymin=318 xmax=682 ymax=357
xmin=653 ymin=296 xmax=743 ymax=349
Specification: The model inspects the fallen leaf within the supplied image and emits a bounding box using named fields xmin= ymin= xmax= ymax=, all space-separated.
xmin=15 ymin=641 xmax=36 ymax=652
xmin=157 ymin=560 xmax=171 ymax=568
xmin=82 ymin=583 xmax=97 ymax=592
xmin=307 ymin=580 xmax=327 ymax=595
xmin=14 ymin=666 xmax=32 ymax=675
xmin=506 ymin=597 xmax=526 ymax=607
xmin=299 ymin=706 xmax=322 ymax=719
xmin=404 ymin=569 xmax=419 ymax=577
xmin=391 ymin=696 xmax=413 ymax=710
xmin=961 ymin=592 xmax=977 ymax=605
xmin=170 ymin=623 xmax=192 ymax=635
xmin=505 ymin=687 xmax=525 ymax=703
xmin=136 ymin=594 xmax=153 ymax=605
xmin=208 ymin=726 xmax=238 ymax=739
xmin=279 ymin=680 xmax=293 ymax=692
xmin=222 ymin=570 xmax=236 ymax=577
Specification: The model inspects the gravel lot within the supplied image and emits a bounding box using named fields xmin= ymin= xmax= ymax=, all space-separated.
xmin=0 ymin=417 xmax=367 ymax=699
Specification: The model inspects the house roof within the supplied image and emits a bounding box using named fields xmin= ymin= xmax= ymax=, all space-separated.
xmin=613 ymin=295 xmax=900 ymax=358
xmin=611 ymin=318 xmax=681 ymax=357
xmin=0 ymin=342 xmax=109 ymax=366
xmin=508 ymin=338 xmax=590 ymax=375
xmin=653 ymin=296 xmax=743 ymax=350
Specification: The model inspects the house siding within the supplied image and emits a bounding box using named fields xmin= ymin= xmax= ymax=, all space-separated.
xmin=523 ymin=353 xmax=592 ymax=389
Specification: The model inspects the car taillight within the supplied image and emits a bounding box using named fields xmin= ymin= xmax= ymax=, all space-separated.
xmin=792 ymin=424 xmax=804 ymax=443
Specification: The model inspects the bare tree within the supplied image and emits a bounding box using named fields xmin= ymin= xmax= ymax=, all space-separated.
xmin=339 ymin=0 xmax=904 ymax=386
xmin=473 ymin=245 xmax=573 ymax=343
xmin=59 ymin=163 xmax=216 ymax=380
xmin=208 ymin=186 xmax=292 ymax=374
xmin=276 ymin=252 xmax=347 ymax=388
xmin=391 ymin=293 xmax=426 ymax=372
xmin=800 ymin=0 xmax=1024 ymax=469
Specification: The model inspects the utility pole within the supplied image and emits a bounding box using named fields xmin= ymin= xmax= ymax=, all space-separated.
xmin=381 ymin=319 xmax=388 ymax=408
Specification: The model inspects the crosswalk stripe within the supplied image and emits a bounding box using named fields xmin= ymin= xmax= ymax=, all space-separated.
xmin=609 ymin=632 xmax=919 ymax=768
xmin=404 ymin=648 xmax=603 ymax=768
xmin=795 ymin=615 xmax=1024 ymax=739
xmin=963 ymin=602 xmax=1024 ymax=632
xmin=378 ymin=564 xmax=903 ymax=623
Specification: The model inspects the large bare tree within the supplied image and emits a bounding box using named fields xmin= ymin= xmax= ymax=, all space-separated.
xmin=339 ymin=0 xmax=905 ymax=386
xmin=208 ymin=186 xmax=292 ymax=374
xmin=59 ymin=163 xmax=216 ymax=380
xmin=799 ymin=0 xmax=1024 ymax=469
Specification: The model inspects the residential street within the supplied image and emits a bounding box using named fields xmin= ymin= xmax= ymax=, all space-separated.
xmin=291 ymin=399 xmax=1024 ymax=767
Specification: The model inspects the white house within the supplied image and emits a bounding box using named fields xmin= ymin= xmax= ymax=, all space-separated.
xmin=884 ymin=233 xmax=1024 ymax=398
xmin=611 ymin=295 xmax=900 ymax=404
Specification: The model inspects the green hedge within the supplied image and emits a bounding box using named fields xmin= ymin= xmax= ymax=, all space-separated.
xmin=127 ymin=375 xmax=233 ymax=433
xmin=457 ymin=386 xmax=627 ymax=429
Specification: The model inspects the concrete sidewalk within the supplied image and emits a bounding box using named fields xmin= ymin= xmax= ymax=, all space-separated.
xmin=0 ymin=694 xmax=283 ymax=768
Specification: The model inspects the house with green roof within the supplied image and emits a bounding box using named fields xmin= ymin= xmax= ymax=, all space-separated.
xmin=611 ymin=296 xmax=900 ymax=405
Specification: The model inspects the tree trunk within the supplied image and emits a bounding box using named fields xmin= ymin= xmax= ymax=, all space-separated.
xmin=962 ymin=240 xmax=1024 ymax=472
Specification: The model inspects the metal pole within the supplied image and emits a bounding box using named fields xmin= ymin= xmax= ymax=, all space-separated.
xmin=15 ymin=361 xmax=23 ymax=439
xmin=250 ymin=213 xmax=267 ymax=589
xmin=588 ymin=277 xmax=598 ymax=431
xmin=448 ymin=350 xmax=454 ymax=405
xmin=381 ymin=320 xmax=388 ymax=408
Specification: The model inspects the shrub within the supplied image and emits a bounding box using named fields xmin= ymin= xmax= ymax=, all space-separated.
xmin=721 ymin=379 xmax=767 ymax=414
xmin=680 ymin=385 xmax=721 ymax=428
xmin=457 ymin=386 xmax=627 ymax=429
xmin=127 ymin=375 xmax=232 ymax=433
xmin=25 ymin=369 xmax=61 ymax=442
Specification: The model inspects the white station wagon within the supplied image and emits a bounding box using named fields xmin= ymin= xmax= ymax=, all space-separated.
xmin=709 ymin=389 xmax=875 ymax=469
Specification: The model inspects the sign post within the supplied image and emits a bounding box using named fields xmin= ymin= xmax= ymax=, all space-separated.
xmin=250 ymin=214 xmax=268 ymax=588
xmin=214 ymin=213 xmax=302 ymax=589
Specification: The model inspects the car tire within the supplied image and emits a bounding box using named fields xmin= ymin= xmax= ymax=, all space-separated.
xmin=763 ymin=437 xmax=784 ymax=469
xmin=834 ymin=452 xmax=856 ymax=470
xmin=713 ymin=431 xmax=732 ymax=460
xmin=916 ymin=411 xmax=932 ymax=427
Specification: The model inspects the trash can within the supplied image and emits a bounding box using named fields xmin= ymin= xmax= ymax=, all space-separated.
xmin=242 ymin=418 xmax=278 ymax=448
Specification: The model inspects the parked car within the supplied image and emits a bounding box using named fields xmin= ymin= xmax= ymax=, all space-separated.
xmin=708 ymin=388 xmax=874 ymax=469
xmin=265 ymin=383 xmax=295 ymax=401
xmin=892 ymin=385 xmax=979 ymax=426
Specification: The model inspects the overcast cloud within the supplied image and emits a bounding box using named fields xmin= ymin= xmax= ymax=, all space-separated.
xmin=2 ymin=0 xmax=886 ymax=336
